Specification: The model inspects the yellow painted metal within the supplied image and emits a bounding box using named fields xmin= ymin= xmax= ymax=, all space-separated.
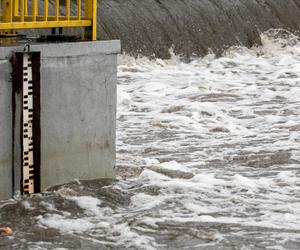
xmin=20 ymin=0 xmax=24 ymax=21
xmin=2 ymin=0 xmax=13 ymax=23
xmin=92 ymin=0 xmax=97 ymax=40
xmin=84 ymin=0 xmax=97 ymax=40
xmin=44 ymin=0 xmax=48 ymax=21
xmin=55 ymin=0 xmax=59 ymax=21
xmin=66 ymin=0 xmax=70 ymax=20
xmin=32 ymin=0 xmax=38 ymax=21
xmin=1 ymin=0 xmax=13 ymax=34
xmin=14 ymin=15 xmax=89 ymax=21
xmin=13 ymin=0 xmax=18 ymax=16
xmin=0 ymin=20 xmax=91 ymax=29
xmin=0 ymin=0 xmax=97 ymax=40
xmin=24 ymin=0 xmax=27 ymax=16
xmin=77 ymin=0 xmax=81 ymax=20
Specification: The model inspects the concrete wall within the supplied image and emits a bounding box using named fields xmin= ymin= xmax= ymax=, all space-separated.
xmin=0 ymin=60 xmax=13 ymax=200
xmin=28 ymin=0 xmax=300 ymax=59
xmin=96 ymin=0 xmax=300 ymax=58
xmin=0 ymin=40 xmax=120 ymax=199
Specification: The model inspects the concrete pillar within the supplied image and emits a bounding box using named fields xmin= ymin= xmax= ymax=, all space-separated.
xmin=0 ymin=40 xmax=120 ymax=199
xmin=0 ymin=59 xmax=13 ymax=199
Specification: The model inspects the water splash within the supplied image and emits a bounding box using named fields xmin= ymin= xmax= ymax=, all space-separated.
xmin=1 ymin=30 xmax=300 ymax=249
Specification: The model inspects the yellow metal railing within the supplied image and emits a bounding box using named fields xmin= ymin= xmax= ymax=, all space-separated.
xmin=0 ymin=0 xmax=97 ymax=40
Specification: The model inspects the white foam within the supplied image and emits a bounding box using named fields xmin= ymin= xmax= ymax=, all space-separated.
xmin=39 ymin=214 xmax=94 ymax=232
xmin=115 ymin=30 xmax=300 ymax=247
xmin=67 ymin=196 xmax=102 ymax=216
xmin=35 ymin=30 xmax=300 ymax=249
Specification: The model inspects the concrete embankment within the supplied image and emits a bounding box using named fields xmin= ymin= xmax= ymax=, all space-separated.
xmin=96 ymin=0 xmax=300 ymax=58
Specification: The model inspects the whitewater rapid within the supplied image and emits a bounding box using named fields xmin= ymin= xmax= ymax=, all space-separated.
xmin=1 ymin=30 xmax=300 ymax=249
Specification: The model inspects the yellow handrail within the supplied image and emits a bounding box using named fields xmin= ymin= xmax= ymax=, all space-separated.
xmin=0 ymin=0 xmax=97 ymax=40
xmin=44 ymin=0 xmax=48 ymax=21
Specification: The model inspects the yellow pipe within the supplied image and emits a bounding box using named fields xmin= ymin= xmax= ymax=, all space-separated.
xmin=13 ymin=0 xmax=18 ymax=17
xmin=55 ymin=0 xmax=59 ymax=21
xmin=13 ymin=15 xmax=88 ymax=21
xmin=66 ymin=0 xmax=70 ymax=20
xmin=84 ymin=0 xmax=97 ymax=40
xmin=1 ymin=0 xmax=13 ymax=34
xmin=2 ymin=0 xmax=13 ymax=23
xmin=24 ymin=0 xmax=27 ymax=16
xmin=32 ymin=0 xmax=37 ymax=21
xmin=77 ymin=0 xmax=81 ymax=20
xmin=20 ymin=0 xmax=24 ymax=21
xmin=0 ymin=20 xmax=91 ymax=29
xmin=44 ymin=0 xmax=48 ymax=21
xmin=92 ymin=0 xmax=97 ymax=40
xmin=84 ymin=0 xmax=90 ymax=20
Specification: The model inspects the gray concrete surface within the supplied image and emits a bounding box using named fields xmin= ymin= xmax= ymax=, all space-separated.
xmin=97 ymin=0 xmax=300 ymax=58
xmin=0 ymin=40 xmax=120 ymax=199
xmin=0 ymin=60 xmax=13 ymax=200
xmin=27 ymin=0 xmax=300 ymax=59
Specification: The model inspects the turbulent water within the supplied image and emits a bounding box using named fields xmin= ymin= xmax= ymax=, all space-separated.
xmin=1 ymin=30 xmax=300 ymax=249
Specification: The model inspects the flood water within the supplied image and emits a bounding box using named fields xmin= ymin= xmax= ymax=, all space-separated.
xmin=1 ymin=30 xmax=300 ymax=249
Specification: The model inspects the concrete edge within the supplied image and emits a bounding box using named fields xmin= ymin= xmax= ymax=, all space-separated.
xmin=0 ymin=40 xmax=121 ymax=59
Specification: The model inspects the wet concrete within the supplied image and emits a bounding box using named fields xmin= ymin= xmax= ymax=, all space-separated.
xmin=0 ymin=41 xmax=120 ymax=199
xmin=28 ymin=0 xmax=300 ymax=58
xmin=96 ymin=0 xmax=300 ymax=58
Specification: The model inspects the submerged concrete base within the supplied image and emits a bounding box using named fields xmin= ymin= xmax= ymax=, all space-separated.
xmin=0 ymin=40 xmax=120 ymax=200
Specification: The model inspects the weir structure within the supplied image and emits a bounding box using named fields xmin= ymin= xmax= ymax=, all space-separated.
xmin=0 ymin=0 xmax=120 ymax=200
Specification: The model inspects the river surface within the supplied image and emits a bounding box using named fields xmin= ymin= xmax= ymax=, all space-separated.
xmin=1 ymin=30 xmax=300 ymax=250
